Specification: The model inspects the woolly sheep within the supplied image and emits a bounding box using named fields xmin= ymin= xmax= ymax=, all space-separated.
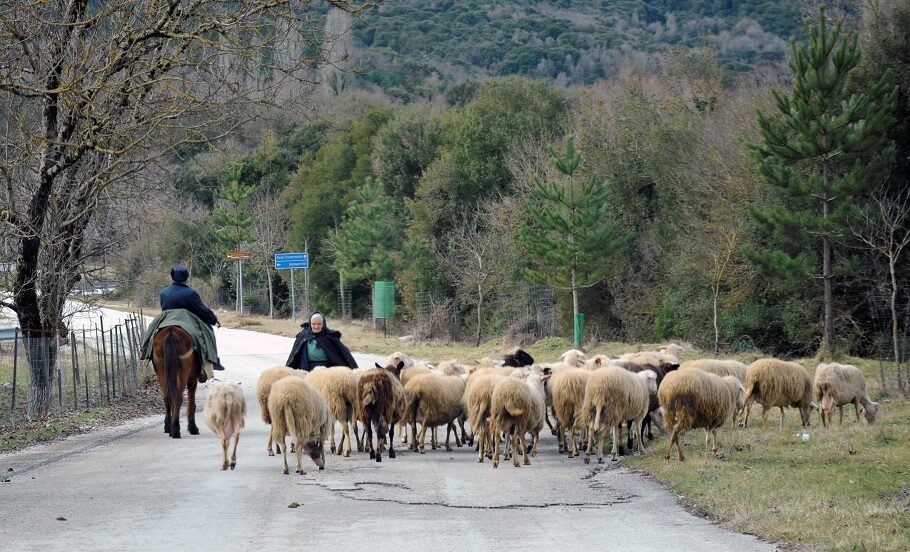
xmin=256 ymin=366 xmax=307 ymax=455
xmin=203 ymin=382 xmax=247 ymax=471
xmin=305 ymin=366 xmax=359 ymax=457
xmin=740 ymin=358 xmax=816 ymax=431
xmin=657 ymin=370 xmax=744 ymax=461
xmin=359 ymin=361 xmax=407 ymax=462
xmin=612 ymin=355 xmax=679 ymax=448
xmin=814 ymin=363 xmax=880 ymax=427
xmin=680 ymin=359 xmax=748 ymax=383
xmin=548 ymin=367 xmax=591 ymax=457
xmin=490 ymin=372 xmax=547 ymax=468
xmin=405 ymin=371 xmax=468 ymax=453
xmin=559 ymin=349 xmax=588 ymax=368
xmin=268 ymin=377 xmax=329 ymax=475
xmin=464 ymin=372 xmax=508 ymax=463
xmin=659 ymin=343 xmax=685 ymax=358
xmin=384 ymin=351 xmax=415 ymax=370
xmin=398 ymin=360 xmax=435 ymax=444
xmin=583 ymin=365 xmax=657 ymax=463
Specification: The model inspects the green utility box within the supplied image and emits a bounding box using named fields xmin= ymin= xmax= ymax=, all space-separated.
xmin=373 ymin=280 xmax=395 ymax=319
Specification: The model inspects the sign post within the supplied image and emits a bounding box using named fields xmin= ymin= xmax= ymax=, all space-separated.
xmin=275 ymin=252 xmax=310 ymax=320
xmin=227 ymin=251 xmax=252 ymax=315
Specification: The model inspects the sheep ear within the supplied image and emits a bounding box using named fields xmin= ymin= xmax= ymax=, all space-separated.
xmin=375 ymin=362 xmax=383 ymax=369
xmin=396 ymin=360 xmax=405 ymax=370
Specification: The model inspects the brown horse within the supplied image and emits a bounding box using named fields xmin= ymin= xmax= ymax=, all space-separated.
xmin=152 ymin=326 xmax=201 ymax=438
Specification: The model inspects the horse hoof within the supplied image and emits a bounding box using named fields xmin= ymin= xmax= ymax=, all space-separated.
xmin=189 ymin=427 xmax=199 ymax=436
xmin=446 ymin=446 xmax=452 ymax=452
xmin=389 ymin=450 xmax=396 ymax=459
xmin=376 ymin=455 xmax=382 ymax=463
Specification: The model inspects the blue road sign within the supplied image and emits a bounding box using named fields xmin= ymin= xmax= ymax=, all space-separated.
xmin=275 ymin=252 xmax=309 ymax=270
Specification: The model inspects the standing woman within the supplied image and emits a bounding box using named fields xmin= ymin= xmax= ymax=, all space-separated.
xmin=286 ymin=312 xmax=358 ymax=371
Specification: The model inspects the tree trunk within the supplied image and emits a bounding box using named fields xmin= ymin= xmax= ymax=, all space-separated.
xmin=713 ymin=284 xmax=720 ymax=355
xmin=890 ymin=257 xmax=903 ymax=392
xmin=24 ymin=334 xmax=55 ymax=418
xmin=476 ymin=286 xmax=483 ymax=347
xmin=822 ymin=199 xmax=834 ymax=353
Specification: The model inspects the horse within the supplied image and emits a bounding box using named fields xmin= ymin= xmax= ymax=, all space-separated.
xmin=152 ymin=326 xmax=201 ymax=438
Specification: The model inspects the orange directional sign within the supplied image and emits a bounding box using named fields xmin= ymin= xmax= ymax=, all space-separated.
xmin=227 ymin=251 xmax=252 ymax=260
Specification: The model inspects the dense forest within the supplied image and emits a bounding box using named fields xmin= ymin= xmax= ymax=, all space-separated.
xmin=113 ymin=0 xmax=910 ymax=361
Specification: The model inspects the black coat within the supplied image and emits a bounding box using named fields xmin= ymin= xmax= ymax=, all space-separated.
xmin=160 ymin=283 xmax=219 ymax=326
xmin=286 ymin=322 xmax=358 ymax=371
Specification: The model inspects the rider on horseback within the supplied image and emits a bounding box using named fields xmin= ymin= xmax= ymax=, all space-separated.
xmin=160 ymin=264 xmax=226 ymax=375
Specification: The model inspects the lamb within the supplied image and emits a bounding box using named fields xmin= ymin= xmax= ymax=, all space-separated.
xmin=256 ymin=366 xmax=307 ymax=455
xmin=267 ymin=377 xmax=330 ymax=475
xmin=489 ymin=371 xmax=547 ymax=468
xmin=305 ymin=366 xmax=359 ymax=456
xmin=502 ymin=348 xmax=535 ymax=367
xmin=814 ymin=363 xmax=880 ymax=427
xmin=203 ymin=382 xmax=247 ymax=471
xmin=740 ymin=358 xmax=816 ymax=431
xmin=583 ymin=365 xmax=657 ymax=463
xmin=464 ymin=372 xmax=508 ymax=463
xmin=358 ymin=361 xmax=407 ymax=462
xmin=680 ymin=359 xmax=748 ymax=383
xmin=405 ymin=371 xmax=468 ymax=453
xmin=548 ymin=367 xmax=591 ymax=456
xmin=656 ymin=370 xmax=744 ymax=462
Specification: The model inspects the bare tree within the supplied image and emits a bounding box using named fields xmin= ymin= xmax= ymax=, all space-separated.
xmin=251 ymin=193 xmax=288 ymax=318
xmin=436 ymin=209 xmax=512 ymax=346
xmin=0 ymin=0 xmax=374 ymax=417
xmin=854 ymin=187 xmax=910 ymax=392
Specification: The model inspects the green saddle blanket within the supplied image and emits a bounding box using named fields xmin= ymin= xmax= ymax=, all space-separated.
xmin=139 ymin=309 xmax=219 ymax=365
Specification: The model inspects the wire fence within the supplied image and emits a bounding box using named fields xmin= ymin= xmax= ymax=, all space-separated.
xmin=0 ymin=312 xmax=151 ymax=429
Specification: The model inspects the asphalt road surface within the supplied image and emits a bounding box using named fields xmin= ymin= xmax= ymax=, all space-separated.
xmin=0 ymin=308 xmax=775 ymax=551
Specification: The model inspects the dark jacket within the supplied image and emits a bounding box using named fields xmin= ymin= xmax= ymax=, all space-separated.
xmin=160 ymin=283 xmax=219 ymax=327
xmin=286 ymin=321 xmax=358 ymax=371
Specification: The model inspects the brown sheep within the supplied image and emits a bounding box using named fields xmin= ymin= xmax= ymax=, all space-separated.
xmin=549 ymin=367 xmax=591 ymax=457
xmin=740 ymin=358 xmax=816 ymax=431
xmin=268 ymin=377 xmax=329 ymax=475
xmin=583 ymin=366 xmax=657 ymax=464
xmin=464 ymin=372 xmax=507 ymax=463
xmin=305 ymin=366 xmax=359 ymax=457
xmin=203 ymin=382 xmax=247 ymax=471
xmin=256 ymin=366 xmax=306 ymax=455
xmin=657 ymin=370 xmax=744 ymax=462
xmin=814 ymin=363 xmax=880 ymax=427
xmin=358 ymin=361 xmax=407 ymax=462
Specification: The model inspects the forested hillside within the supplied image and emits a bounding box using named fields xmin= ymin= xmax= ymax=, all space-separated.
xmin=352 ymin=0 xmax=804 ymax=99
xmin=111 ymin=1 xmax=910 ymax=364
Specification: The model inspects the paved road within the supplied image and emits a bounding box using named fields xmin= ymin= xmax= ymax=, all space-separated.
xmin=0 ymin=308 xmax=775 ymax=551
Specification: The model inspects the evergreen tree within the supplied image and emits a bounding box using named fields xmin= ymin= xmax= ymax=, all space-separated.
xmin=519 ymin=137 xmax=630 ymax=347
xmin=330 ymin=178 xmax=404 ymax=285
xmin=746 ymin=7 xmax=896 ymax=352
xmin=213 ymin=167 xmax=256 ymax=254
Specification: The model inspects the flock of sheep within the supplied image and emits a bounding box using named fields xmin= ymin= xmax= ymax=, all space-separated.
xmin=201 ymin=344 xmax=881 ymax=474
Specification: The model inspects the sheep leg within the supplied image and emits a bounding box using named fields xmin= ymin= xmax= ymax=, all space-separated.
xmin=410 ymin=418 xmax=420 ymax=452
xmin=328 ymin=417 xmax=337 ymax=455
xmin=675 ymin=427 xmax=686 ymax=462
xmin=388 ymin=423 xmax=397 ymax=459
xmin=399 ymin=421 xmax=408 ymax=444
xmin=546 ymin=411 xmax=557 ymax=436
xmin=711 ymin=429 xmax=718 ymax=458
xmin=759 ymin=405 xmax=770 ymax=428
xmin=279 ymin=430 xmax=290 ymax=475
xmin=230 ymin=432 xmax=239 ymax=470
xmin=366 ymin=420 xmax=375 ymax=460
xmin=431 ymin=426 xmax=438 ymax=450
xmin=512 ymin=433 xmax=521 ymax=467
xmin=220 ymin=433 xmax=229 ymax=471
xmin=635 ymin=417 xmax=645 ymax=453
xmin=453 ymin=422 xmax=463 ymax=447
xmin=645 ymin=414 xmax=654 ymax=441
xmin=838 ymin=405 xmax=845 ymax=425
xmin=492 ymin=423 xmax=501 ymax=469
xmin=778 ymin=407 xmax=785 ymax=432
xmin=417 ymin=421 xmax=428 ymax=454
xmin=477 ymin=426 xmax=486 ymax=463
xmin=853 ymin=399 xmax=861 ymax=423
xmin=295 ymin=434 xmax=305 ymax=475
xmin=569 ymin=423 xmax=578 ymax=457
xmin=704 ymin=430 xmax=712 ymax=460
xmin=625 ymin=420 xmax=634 ymax=450
xmin=373 ymin=420 xmax=384 ymax=462
xmin=267 ymin=432 xmax=275 ymax=456
xmin=521 ymin=433 xmax=531 ymax=466
xmin=739 ymin=396 xmax=754 ymax=428
xmin=460 ymin=416 xmax=471 ymax=446
xmin=530 ymin=431 xmax=539 ymax=457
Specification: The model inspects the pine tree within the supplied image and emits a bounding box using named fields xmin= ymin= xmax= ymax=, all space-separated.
xmin=519 ymin=136 xmax=630 ymax=347
xmin=746 ymin=7 xmax=896 ymax=353
xmin=330 ymin=178 xmax=404 ymax=284
xmin=213 ymin=167 xmax=256 ymax=254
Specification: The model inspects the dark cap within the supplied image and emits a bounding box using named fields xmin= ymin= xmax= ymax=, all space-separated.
xmin=170 ymin=264 xmax=189 ymax=283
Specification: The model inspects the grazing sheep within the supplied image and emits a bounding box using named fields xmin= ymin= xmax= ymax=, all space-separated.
xmin=657 ymin=370 xmax=744 ymax=462
xmin=740 ymin=358 xmax=815 ymax=431
xmin=659 ymin=343 xmax=685 ymax=358
xmin=268 ymin=377 xmax=330 ymax=475
xmin=465 ymin=372 xmax=508 ymax=463
xmin=583 ymin=366 xmax=657 ymax=463
xmin=490 ymin=372 xmax=547 ymax=468
xmin=203 ymin=382 xmax=247 ymax=471
xmin=680 ymin=359 xmax=748 ymax=384
xmin=502 ymin=348 xmax=535 ymax=368
xmin=359 ymin=361 xmax=407 ymax=462
xmin=549 ymin=367 xmax=591 ymax=456
xmin=305 ymin=366 xmax=359 ymax=456
xmin=256 ymin=366 xmax=307 ymax=455
xmin=620 ymin=351 xmax=681 ymax=370
xmin=405 ymin=371 xmax=468 ymax=453
xmin=814 ymin=363 xmax=880 ymax=427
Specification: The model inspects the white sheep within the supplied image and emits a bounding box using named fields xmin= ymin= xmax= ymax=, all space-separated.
xmin=405 ymin=371 xmax=467 ymax=452
xmin=256 ymin=366 xmax=307 ymax=455
xmin=740 ymin=358 xmax=816 ymax=431
xmin=203 ymin=382 xmax=247 ymax=471
xmin=464 ymin=372 xmax=508 ymax=463
xmin=814 ymin=363 xmax=880 ymax=427
xmin=583 ymin=365 xmax=657 ymax=463
xmin=679 ymin=359 xmax=748 ymax=384
xmin=548 ymin=367 xmax=591 ymax=456
xmin=267 ymin=377 xmax=330 ymax=475
xmin=305 ymin=366 xmax=359 ymax=456
xmin=659 ymin=343 xmax=685 ymax=358
xmin=490 ymin=372 xmax=547 ymax=468
xmin=656 ymin=369 xmax=744 ymax=461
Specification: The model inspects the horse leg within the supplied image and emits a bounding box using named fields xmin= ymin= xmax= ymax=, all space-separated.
xmin=163 ymin=394 xmax=172 ymax=434
xmin=170 ymin=395 xmax=181 ymax=439
xmin=186 ymin=379 xmax=199 ymax=435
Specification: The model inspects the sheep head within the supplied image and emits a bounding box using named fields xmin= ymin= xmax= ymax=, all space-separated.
xmin=863 ymin=402 xmax=881 ymax=424
xmin=305 ymin=438 xmax=325 ymax=470
xmin=638 ymin=369 xmax=658 ymax=395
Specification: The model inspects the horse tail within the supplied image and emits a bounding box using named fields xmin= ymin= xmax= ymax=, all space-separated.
xmin=163 ymin=330 xmax=182 ymax=414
